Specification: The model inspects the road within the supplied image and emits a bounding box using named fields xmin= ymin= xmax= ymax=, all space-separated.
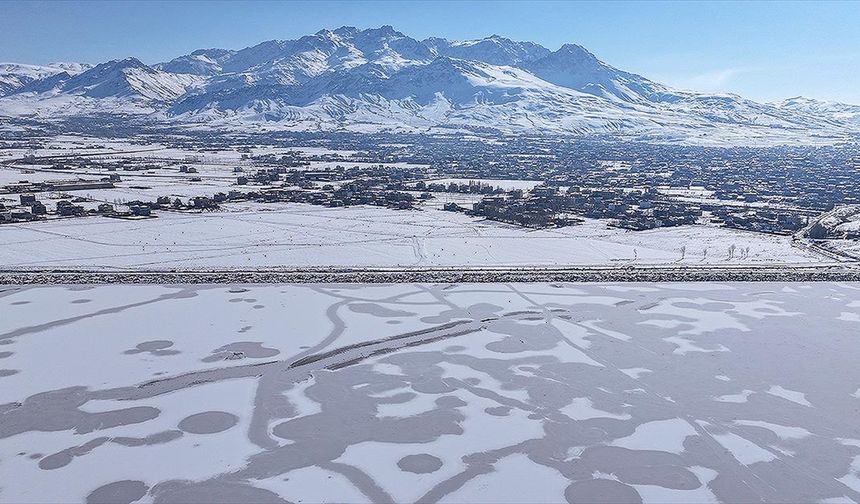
xmin=2 ymin=264 xmax=859 ymax=284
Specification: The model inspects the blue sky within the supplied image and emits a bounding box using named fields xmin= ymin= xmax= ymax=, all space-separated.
xmin=2 ymin=0 xmax=859 ymax=103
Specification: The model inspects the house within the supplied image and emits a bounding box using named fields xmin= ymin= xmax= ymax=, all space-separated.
xmin=57 ymin=201 xmax=85 ymax=216
xmin=30 ymin=201 xmax=47 ymax=215
xmin=10 ymin=209 xmax=34 ymax=221
xmin=130 ymin=205 xmax=151 ymax=216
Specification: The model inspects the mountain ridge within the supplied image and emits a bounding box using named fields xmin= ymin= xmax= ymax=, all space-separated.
xmin=1 ymin=26 xmax=857 ymax=145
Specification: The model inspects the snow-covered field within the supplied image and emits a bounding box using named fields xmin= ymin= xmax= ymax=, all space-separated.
xmin=0 ymin=202 xmax=824 ymax=269
xmin=1 ymin=282 xmax=860 ymax=503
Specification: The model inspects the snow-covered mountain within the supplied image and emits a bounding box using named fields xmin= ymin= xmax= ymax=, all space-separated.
xmin=0 ymin=62 xmax=90 ymax=96
xmin=1 ymin=26 xmax=858 ymax=145
xmin=44 ymin=58 xmax=201 ymax=101
xmin=774 ymin=97 xmax=860 ymax=127
xmin=155 ymin=49 xmax=236 ymax=76
xmin=423 ymin=35 xmax=550 ymax=66
xmin=0 ymin=58 xmax=202 ymax=118
xmin=523 ymin=44 xmax=677 ymax=104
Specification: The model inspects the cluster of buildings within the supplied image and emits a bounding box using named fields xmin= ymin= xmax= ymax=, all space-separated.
xmin=250 ymin=186 xmax=417 ymax=210
xmin=708 ymin=207 xmax=807 ymax=235
xmin=0 ymin=193 xmax=153 ymax=224
xmin=234 ymin=164 xmax=427 ymax=210
xmin=444 ymin=185 xmax=696 ymax=230
xmin=439 ymin=183 xmax=809 ymax=233
xmin=4 ymin=131 xmax=858 ymax=240
xmin=0 ymin=177 xmax=117 ymax=195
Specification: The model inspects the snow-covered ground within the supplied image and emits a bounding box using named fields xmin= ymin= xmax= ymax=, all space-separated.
xmin=1 ymin=282 xmax=860 ymax=503
xmin=0 ymin=202 xmax=824 ymax=269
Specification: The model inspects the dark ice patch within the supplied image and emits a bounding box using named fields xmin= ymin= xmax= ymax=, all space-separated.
xmin=421 ymin=302 xmax=505 ymax=324
xmin=178 ymin=411 xmax=238 ymax=434
xmin=565 ymin=479 xmax=642 ymax=504
xmin=485 ymin=320 xmax=560 ymax=353
xmin=485 ymin=406 xmax=512 ymax=416
xmin=348 ymin=302 xmax=416 ymax=318
xmin=124 ymin=340 xmax=179 ymax=356
xmin=112 ymin=430 xmax=183 ymax=447
xmin=435 ymin=395 xmax=467 ymax=409
xmin=398 ymin=453 xmax=443 ymax=474
xmin=1 ymin=386 xmax=160 ymax=439
xmin=152 ymin=480 xmax=288 ymax=504
xmin=40 ymin=437 xmax=110 ymax=470
xmin=86 ymin=480 xmax=148 ymax=504
xmin=202 ymin=341 xmax=280 ymax=362
xmin=614 ymin=465 xmax=701 ymax=489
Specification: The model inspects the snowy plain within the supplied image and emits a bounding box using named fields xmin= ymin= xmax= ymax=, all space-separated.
xmin=0 ymin=202 xmax=825 ymax=269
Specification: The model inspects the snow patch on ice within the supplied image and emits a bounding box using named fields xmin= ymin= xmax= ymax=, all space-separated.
xmin=714 ymin=389 xmax=755 ymax=403
xmin=767 ymin=385 xmax=812 ymax=407
xmin=734 ymin=420 xmax=812 ymax=440
xmin=612 ymin=418 xmax=697 ymax=454
xmin=619 ymin=367 xmax=652 ymax=380
xmin=712 ymin=432 xmax=777 ymax=465
xmin=439 ymin=453 xmax=568 ymax=504
xmin=561 ymin=397 xmax=631 ymax=421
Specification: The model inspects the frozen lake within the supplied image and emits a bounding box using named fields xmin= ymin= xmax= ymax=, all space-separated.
xmin=1 ymin=282 xmax=860 ymax=503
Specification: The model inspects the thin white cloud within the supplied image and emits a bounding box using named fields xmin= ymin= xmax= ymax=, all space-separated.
xmin=681 ymin=68 xmax=745 ymax=92
xmin=648 ymin=66 xmax=758 ymax=95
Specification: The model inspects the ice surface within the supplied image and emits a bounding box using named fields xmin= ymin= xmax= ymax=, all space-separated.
xmin=2 ymin=282 xmax=860 ymax=503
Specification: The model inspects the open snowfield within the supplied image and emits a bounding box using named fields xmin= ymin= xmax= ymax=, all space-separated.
xmin=0 ymin=202 xmax=825 ymax=269
xmin=2 ymin=282 xmax=860 ymax=503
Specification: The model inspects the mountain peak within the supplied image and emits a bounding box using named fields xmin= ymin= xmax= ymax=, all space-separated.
xmin=102 ymin=57 xmax=148 ymax=71
xmin=332 ymin=26 xmax=359 ymax=36
xmin=361 ymin=25 xmax=404 ymax=38
xmin=555 ymin=44 xmax=597 ymax=60
xmin=424 ymin=35 xmax=550 ymax=66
